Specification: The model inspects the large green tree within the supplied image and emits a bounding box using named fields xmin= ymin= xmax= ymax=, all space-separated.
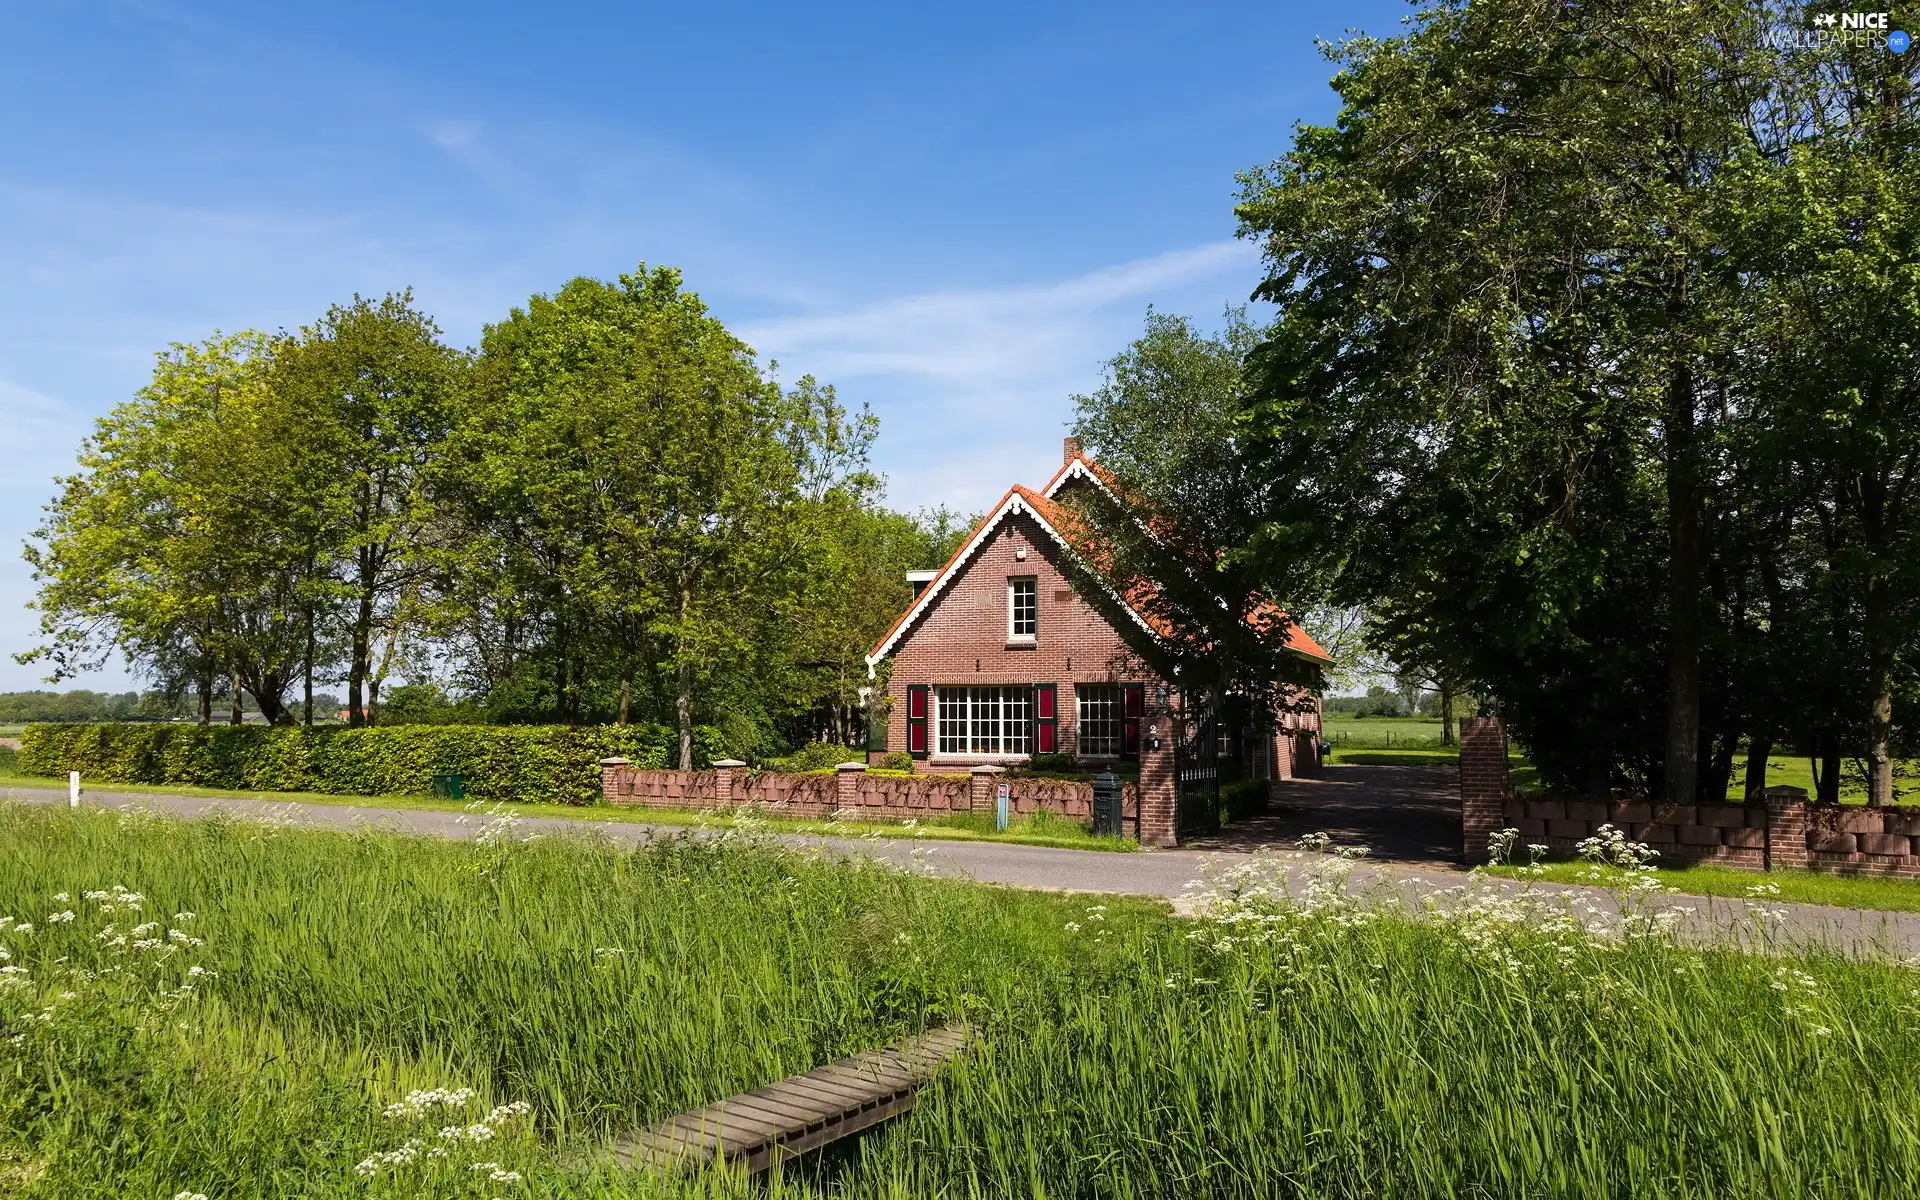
xmin=1726 ymin=34 xmax=1920 ymax=804
xmin=1065 ymin=308 xmax=1325 ymax=711
xmin=272 ymin=292 xmax=463 ymax=727
xmin=1233 ymin=0 xmax=1808 ymax=798
xmin=22 ymin=333 xmax=337 ymax=724
xmin=444 ymin=265 xmax=867 ymax=765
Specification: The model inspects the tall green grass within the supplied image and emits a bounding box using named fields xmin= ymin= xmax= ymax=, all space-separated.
xmin=3 ymin=802 xmax=1918 ymax=1197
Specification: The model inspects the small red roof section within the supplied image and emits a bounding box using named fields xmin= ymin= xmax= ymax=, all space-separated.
xmin=865 ymin=457 xmax=1333 ymax=669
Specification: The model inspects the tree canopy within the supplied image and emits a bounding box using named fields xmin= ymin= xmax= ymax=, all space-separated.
xmin=20 ymin=267 xmax=964 ymax=760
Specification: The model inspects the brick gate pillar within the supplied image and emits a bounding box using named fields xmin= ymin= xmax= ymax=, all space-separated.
xmin=712 ymin=759 xmax=747 ymax=804
xmin=1458 ymin=717 xmax=1509 ymax=863
xmin=835 ymin=761 xmax=868 ymax=812
xmin=1763 ymin=785 xmax=1809 ymax=871
xmin=967 ymin=765 xmax=1005 ymax=813
xmin=600 ymin=757 xmax=632 ymax=804
xmin=1138 ymin=720 xmax=1176 ymax=848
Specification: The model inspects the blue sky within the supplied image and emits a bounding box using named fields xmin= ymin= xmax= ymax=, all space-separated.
xmin=0 ymin=0 xmax=1405 ymax=690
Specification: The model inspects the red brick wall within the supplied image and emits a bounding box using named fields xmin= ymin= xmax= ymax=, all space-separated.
xmin=1497 ymin=786 xmax=1920 ymax=879
xmin=880 ymin=507 xmax=1166 ymax=769
xmin=601 ymin=762 xmax=1139 ymax=826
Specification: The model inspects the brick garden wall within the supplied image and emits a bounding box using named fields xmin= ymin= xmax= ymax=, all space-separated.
xmin=1502 ymin=793 xmax=1920 ymax=878
xmin=1463 ymin=719 xmax=1920 ymax=878
xmin=600 ymin=759 xmax=1139 ymax=829
xmin=1505 ymin=795 xmax=1773 ymax=869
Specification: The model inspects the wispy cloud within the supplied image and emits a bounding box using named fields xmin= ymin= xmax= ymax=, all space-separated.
xmin=0 ymin=378 xmax=83 ymax=487
xmin=739 ymin=239 xmax=1255 ymax=386
xmin=739 ymin=240 xmax=1262 ymax=514
xmin=420 ymin=119 xmax=533 ymax=203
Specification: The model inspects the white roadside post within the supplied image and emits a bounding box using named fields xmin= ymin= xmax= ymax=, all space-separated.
xmin=69 ymin=770 xmax=81 ymax=808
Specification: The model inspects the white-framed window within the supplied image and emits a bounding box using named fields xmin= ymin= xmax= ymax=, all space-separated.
xmin=1008 ymin=577 xmax=1037 ymax=640
xmin=1076 ymin=684 xmax=1121 ymax=756
xmin=936 ymin=686 xmax=1033 ymax=755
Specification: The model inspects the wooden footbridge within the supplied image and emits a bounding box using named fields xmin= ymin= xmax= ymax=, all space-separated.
xmin=611 ymin=1024 xmax=971 ymax=1175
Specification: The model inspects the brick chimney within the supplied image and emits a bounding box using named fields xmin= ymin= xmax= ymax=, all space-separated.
xmin=1063 ymin=436 xmax=1082 ymax=464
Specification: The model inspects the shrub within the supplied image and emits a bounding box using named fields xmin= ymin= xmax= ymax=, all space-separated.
xmin=1221 ymin=778 xmax=1269 ymax=822
xmin=767 ymin=742 xmax=865 ymax=773
xmin=15 ymin=722 xmax=727 ymax=805
xmin=876 ymin=751 xmax=914 ymax=773
xmin=1004 ymin=752 xmax=1100 ymax=780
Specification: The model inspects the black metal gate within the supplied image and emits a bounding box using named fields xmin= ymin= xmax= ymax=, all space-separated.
xmin=1173 ymin=710 xmax=1220 ymax=840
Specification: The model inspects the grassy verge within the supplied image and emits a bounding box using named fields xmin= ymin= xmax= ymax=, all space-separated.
xmin=1324 ymin=747 xmax=1539 ymax=788
xmin=0 ymin=770 xmax=1134 ymax=853
xmin=1328 ymin=747 xmax=1460 ymax=765
xmin=1485 ymin=859 xmax=1920 ymax=914
xmin=3 ymin=803 xmax=1918 ymax=1197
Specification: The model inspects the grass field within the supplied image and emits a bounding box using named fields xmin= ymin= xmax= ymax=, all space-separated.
xmin=1322 ymin=715 xmax=1453 ymax=750
xmin=1323 ymin=718 xmax=1917 ymax=804
xmin=4 ymin=803 xmax=1920 ymax=1197
xmin=1483 ymin=860 xmax=1920 ymax=914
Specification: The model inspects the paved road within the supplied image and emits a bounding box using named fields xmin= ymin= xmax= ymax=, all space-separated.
xmin=7 ymin=783 xmax=1920 ymax=956
xmin=1184 ymin=764 xmax=1462 ymax=863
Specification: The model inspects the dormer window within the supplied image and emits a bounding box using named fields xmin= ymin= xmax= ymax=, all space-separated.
xmin=1008 ymin=577 xmax=1037 ymax=641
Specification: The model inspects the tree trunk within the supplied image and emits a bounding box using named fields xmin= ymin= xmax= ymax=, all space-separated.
xmin=618 ymin=678 xmax=630 ymax=726
xmin=1865 ymin=575 xmax=1894 ymax=807
xmin=1816 ymin=744 xmax=1842 ymax=806
xmin=366 ymin=678 xmax=379 ymax=727
xmin=229 ymin=669 xmax=244 ymax=725
xmin=1701 ymin=733 xmax=1735 ymax=808
xmin=1662 ymin=360 xmax=1701 ymax=805
xmin=676 ymin=584 xmax=693 ymax=770
xmin=251 ymin=680 xmax=291 ymax=726
xmin=198 ymin=663 xmax=213 ymax=726
xmin=1582 ymin=742 xmax=1612 ymax=800
xmin=303 ymin=605 xmax=315 ymax=728
xmin=1743 ymin=738 xmax=1772 ymax=802
xmin=1439 ymin=688 xmax=1455 ymax=748
xmin=553 ymin=611 xmax=568 ymax=722
xmin=348 ymin=581 xmax=373 ymax=728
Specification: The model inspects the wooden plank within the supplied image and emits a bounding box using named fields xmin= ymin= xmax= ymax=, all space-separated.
xmin=714 ymin=1095 xmax=809 ymax=1130
xmin=749 ymin=1073 xmax=877 ymax=1108
xmin=742 ymin=1076 xmax=869 ymax=1112
xmin=670 ymin=1106 xmax=785 ymax=1146
xmin=611 ymin=1024 xmax=970 ymax=1175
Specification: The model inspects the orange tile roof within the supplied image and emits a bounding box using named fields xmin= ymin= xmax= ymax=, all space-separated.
xmin=866 ymin=465 xmax=1333 ymax=667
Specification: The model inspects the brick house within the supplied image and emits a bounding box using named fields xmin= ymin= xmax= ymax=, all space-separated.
xmin=866 ymin=440 xmax=1331 ymax=785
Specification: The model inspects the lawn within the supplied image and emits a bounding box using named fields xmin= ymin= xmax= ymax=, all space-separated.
xmin=1484 ymin=859 xmax=1920 ymax=915
xmin=0 ymin=769 xmax=1134 ymax=853
xmin=1321 ymin=722 xmax=1918 ymax=806
xmin=1322 ymin=715 xmax=1452 ymax=750
xmin=4 ymin=803 xmax=1919 ymax=1197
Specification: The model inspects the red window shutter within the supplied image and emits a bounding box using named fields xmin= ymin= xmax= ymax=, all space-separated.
xmin=1121 ymin=683 xmax=1144 ymax=759
xmin=907 ymin=685 xmax=929 ymax=757
xmin=1035 ymin=684 xmax=1057 ymax=754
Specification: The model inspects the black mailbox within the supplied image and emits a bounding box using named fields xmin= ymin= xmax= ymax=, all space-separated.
xmin=1092 ymin=769 xmax=1123 ymax=838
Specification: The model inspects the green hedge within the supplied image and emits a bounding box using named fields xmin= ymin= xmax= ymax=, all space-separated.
xmin=1221 ymin=778 xmax=1270 ymax=823
xmin=16 ymin=723 xmax=726 ymax=806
